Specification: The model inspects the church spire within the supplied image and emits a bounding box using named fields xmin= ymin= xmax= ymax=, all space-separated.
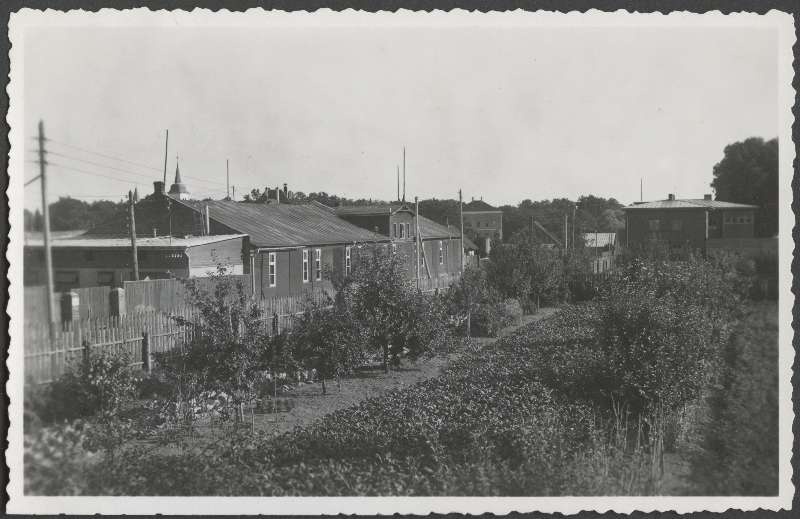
xmin=174 ymin=154 xmax=183 ymax=185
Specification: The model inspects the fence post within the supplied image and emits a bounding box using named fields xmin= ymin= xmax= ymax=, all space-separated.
xmin=141 ymin=331 xmax=151 ymax=375
xmin=82 ymin=338 xmax=91 ymax=369
xmin=60 ymin=291 xmax=80 ymax=324
xmin=109 ymin=287 xmax=126 ymax=317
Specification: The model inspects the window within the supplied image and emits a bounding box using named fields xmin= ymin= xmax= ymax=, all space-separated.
xmin=392 ymin=223 xmax=398 ymax=238
xmin=391 ymin=243 xmax=397 ymax=255
xmin=55 ymin=271 xmax=79 ymax=292
xmin=315 ymin=248 xmax=322 ymax=281
xmin=345 ymin=246 xmax=351 ymax=276
xmin=670 ymin=220 xmax=683 ymax=232
xmin=399 ymin=223 xmax=405 ymax=239
xmin=97 ymin=271 xmax=114 ymax=287
xmin=268 ymin=253 xmax=276 ymax=287
xmin=438 ymin=240 xmax=444 ymax=265
xmin=648 ymin=219 xmax=661 ymax=231
xmin=302 ymin=249 xmax=310 ymax=283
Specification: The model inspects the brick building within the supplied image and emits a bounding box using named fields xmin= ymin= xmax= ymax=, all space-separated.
xmin=623 ymin=194 xmax=758 ymax=252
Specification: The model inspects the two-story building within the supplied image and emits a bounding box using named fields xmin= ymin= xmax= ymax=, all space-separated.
xmin=462 ymin=198 xmax=503 ymax=256
xmin=623 ymin=193 xmax=758 ymax=252
xmin=334 ymin=203 xmax=467 ymax=283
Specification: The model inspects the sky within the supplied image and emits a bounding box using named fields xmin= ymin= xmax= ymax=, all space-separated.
xmin=22 ymin=20 xmax=778 ymax=210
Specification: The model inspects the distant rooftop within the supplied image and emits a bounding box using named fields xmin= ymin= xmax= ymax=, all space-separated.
xmin=625 ymin=196 xmax=758 ymax=210
xmin=24 ymin=234 xmax=247 ymax=249
xmin=335 ymin=204 xmax=459 ymax=240
xmin=463 ymin=199 xmax=499 ymax=211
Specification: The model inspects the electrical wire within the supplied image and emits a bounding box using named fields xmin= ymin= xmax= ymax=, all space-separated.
xmin=43 ymin=138 xmax=229 ymax=187
xmin=46 ymin=161 xmax=150 ymax=187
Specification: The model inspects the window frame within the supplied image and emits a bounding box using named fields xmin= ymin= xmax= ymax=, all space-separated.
xmin=302 ymin=249 xmax=310 ymax=283
xmin=314 ymin=248 xmax=322 ymax=281
xmin=438 ymin=240 xmax=444 ymax=265
xmin=345 ymin=246 xmax=352 ymax=276
xmin=268 ymin=252 xmax=277 ymax=287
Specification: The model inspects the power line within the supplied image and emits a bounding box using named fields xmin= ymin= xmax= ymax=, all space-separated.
xmin=45 ymin=137 xmax=162 ymax=172
xmin=43 ymin=137 xmax=228 ymax=187
xmin=45 ymin=161 xmax=151 ymax=187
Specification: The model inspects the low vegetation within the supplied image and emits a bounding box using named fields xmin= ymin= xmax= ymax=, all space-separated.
xmin=23 ymin=251 xmax=777 ymax=496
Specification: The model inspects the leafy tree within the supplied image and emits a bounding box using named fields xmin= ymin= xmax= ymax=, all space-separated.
xmin=348 ymin=246 xmax=417 ymax=372
xmin=711 ymin=137 xmax=778 ymax=237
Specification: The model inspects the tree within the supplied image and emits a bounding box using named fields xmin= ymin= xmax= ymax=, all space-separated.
xmin=711 ymin=137 xmax=778 ymax=237
xmin=48 ymin=197 xmax=91 ymax=230
xmin=348 ymin=246 xmax=417 ymax=372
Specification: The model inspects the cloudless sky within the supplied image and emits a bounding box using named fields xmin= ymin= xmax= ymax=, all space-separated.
xmin=22 ymin=21 xmax=778 ymax=210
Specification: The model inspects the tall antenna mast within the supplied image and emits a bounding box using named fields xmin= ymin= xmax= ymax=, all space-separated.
xmin=162 ymin=129 xmax=169 ymax=185
xmin=397 ymin=165 xmax=400 ymax=201
xmin=402 ymin=146 xmax=406 ymax=203
xmin=640 ymin=178 xmax=643 ymax=202
xmin=226 ymin=159 xmax=230 ymax=199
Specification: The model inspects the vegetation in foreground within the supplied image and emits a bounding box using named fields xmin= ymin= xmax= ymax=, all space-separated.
xmin=24 ymin=253 xmax=778 ymax=496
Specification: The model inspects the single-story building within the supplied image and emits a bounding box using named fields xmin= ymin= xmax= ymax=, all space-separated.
xmin=582 ymin=232 xmax=617 ymax=273
xmin=23 ymin=234 xmax=247 ymax=291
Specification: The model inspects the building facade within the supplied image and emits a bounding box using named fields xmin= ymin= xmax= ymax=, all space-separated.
xmin=23 ymin=234 xmax=247 ymax=291
xmin=462 ymin=198 xmax=503 ymax=255
xmin=623 ymin=194 xmax=758 ymax=252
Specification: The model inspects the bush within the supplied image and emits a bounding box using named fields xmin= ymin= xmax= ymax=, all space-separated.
xmin=470 ymin=298 xmax=522 ymax=337
xmin=27 ymin=350 xmax=139 ymax=425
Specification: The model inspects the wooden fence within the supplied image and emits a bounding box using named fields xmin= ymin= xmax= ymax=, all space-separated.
xmin=124 ymin=275 xmax=253 ymax=313
xmin=23 ymin=290 xmax=334 ymax=385
xmin=25 ymin=285 xmax=113 ymax=322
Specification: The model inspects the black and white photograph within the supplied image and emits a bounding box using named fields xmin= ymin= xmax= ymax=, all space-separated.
xmin=5 ymin=8 xmax=795 ymax=515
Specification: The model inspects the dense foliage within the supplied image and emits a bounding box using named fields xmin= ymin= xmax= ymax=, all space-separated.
xmin=24 ymin=196 xmax=127 ymax=232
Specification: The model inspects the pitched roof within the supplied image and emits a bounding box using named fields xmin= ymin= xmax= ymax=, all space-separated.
xmin=447 ymin=225 xmax=479 ymax=250
xmin=624 ymin=199 xmax=758 ymax=210
xmin=24 ymin=234 xmax=246 ymax=249
xmin=334 ymin=204 xmax=411 ymax=216
xmin=178 ymin=200 xmax=386 ymax=248
xmin=335 ymin=204 xmax=459 ymax=240
xmin=582 ymin=232 xmax=617 ymax=248
xmin=463 ymin=199 xmax=499 ymax=211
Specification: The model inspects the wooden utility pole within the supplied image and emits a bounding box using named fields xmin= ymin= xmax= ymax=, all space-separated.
xmin=38 ymin=120 xmax=56 ymax=334
xmin=162 ymin=129 xmax=169 ymax=185
xmin=402 ymin=147 xmax=406 ymax=203
xmin=129 ymin=190 xmax=139 ymax=281
xmin=459 ymin=189 xmax=464 ymax=274
xmin=226 ymin=159 xmax=230 ymax=199
xmin=232 ymin=185 xmax=236 ymax=201
xmin=415 ymin=196 xmax=421 ymax=290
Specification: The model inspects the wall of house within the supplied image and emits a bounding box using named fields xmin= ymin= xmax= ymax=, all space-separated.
xmin=625 ymin=209 xmax=708 ymax=250
xmin=185 ymin=238 xmax=246 ymax=277
xmin=252 ymin=245 xmax=341 ymax=299
xmin=23 ymin=246 xmax=191 ymax=290
xmin=463 ymin=211 xmax=503 ymax=239
xmin=721 ymin=209 xmax=755 ymax=239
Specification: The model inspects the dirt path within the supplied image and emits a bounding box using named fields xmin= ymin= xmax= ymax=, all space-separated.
xmin=253 ymin=308 xmax=559 ymax=436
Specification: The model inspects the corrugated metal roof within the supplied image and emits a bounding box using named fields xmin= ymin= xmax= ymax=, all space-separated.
xmin=334 ymin=204 xmax=398 ymax=215
xmin=582 ymin=232 xmax=617 ymax=248
xmin=624 ymin=199 xmax=758 ymax=210
xmin=24 ymin=234 xmax=246 ymax=249
xmin=179 ymin=200 xmax=387 ymax=248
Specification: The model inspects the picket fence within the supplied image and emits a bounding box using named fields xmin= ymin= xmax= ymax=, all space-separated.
xmin=23 ymin=290 xmax=333 ymax=385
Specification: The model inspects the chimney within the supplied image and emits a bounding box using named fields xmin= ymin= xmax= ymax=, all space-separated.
xmin=471 ymin=197 xmax=475 ymax=202
xmin=704 ymin=194 xmax=712 ymax=201
xmin=667 ymin=193 xmax=675 ymax=201
xmin=153 ymin=181 xmax=165 ymax=196
xmin=283 ymin=183 xmax=288 ymax=197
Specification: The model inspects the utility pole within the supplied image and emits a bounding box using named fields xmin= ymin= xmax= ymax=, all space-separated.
xmin=129 ymin=190 xmax=139 ymax=281
xmin=640 ymin=178 xmax=643 ymax=202
xmin=415 ymin=196 xmax=421 ymax=290
xmin=572 ymin=205 xmax=576 ymax=254
xmin=163 ymin=129 xmax=169 ymax=185
xmin=232 ymin=185 xmax=236 ymax=201
xmin=397 ymin=165 xmax=400 ymax=201
xmin=402 ymin=147 xmax=406 ymax=203
xmin=38 ymin=120 xmax=56 ymax=335
xmin=459 ymin=189 xmax=464 ymax=274
xmin=226 ymin=159 xmax=230 ymax=199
